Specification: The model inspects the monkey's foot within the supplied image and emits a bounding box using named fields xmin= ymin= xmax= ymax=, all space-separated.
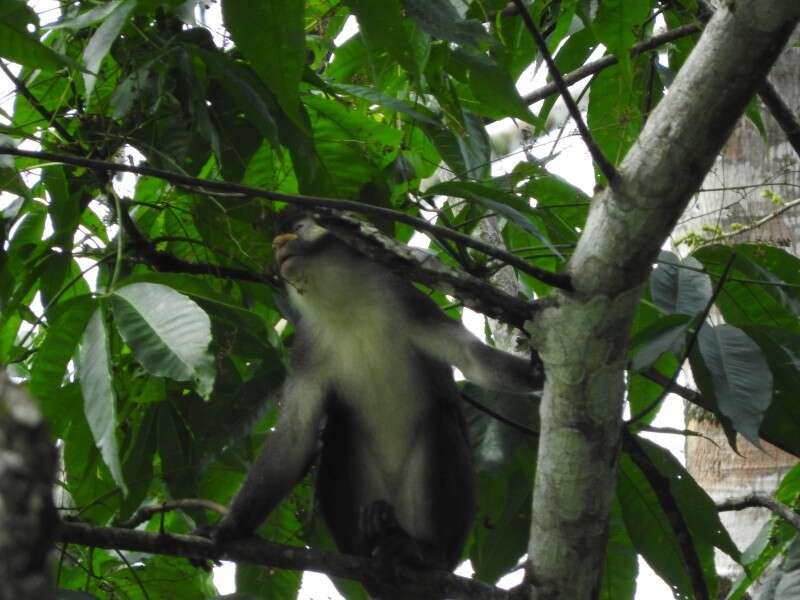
xmin=361 ymin=500 xmax=430 ymax=568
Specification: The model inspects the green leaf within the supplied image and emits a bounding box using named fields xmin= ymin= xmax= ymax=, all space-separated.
xmin=47 ymin=0 xmax=129 ymax=30
xmin=450 ymin=50 xmax=537 ymax=123
xmin=42 ymin=166 xmax=79 ymax=245
xmin=639 ymin=438 xmax=740 ymax=562
xmin=629 ymin=313 xmax=691 ymax=371
xmin=402 ymin=0 xmax=489 ymax=48
xmin=0 ymin=22 xmax=69 ymax=71
xmin=347 ymin=0 xmax=427 ymax=80
xmin=587 ymin=60 xmax=646 ymax=169
xmin=599 ymin=498 xmax=637 ymax=600
xmin=760 ymin=534 xmax=800 ymax=600
xmin=470 ymin=444 xmax=536 ymax=583
xmin=697 ymin=325 xmax=773 ymax=446
xmin=423 ymin=110 xmax=491 ymax=179
xmin=30 ymin=295 xmax=96 ymax=399
xmin=110 ymin=282 xmax=216 ymax=398
xmin=593 ymin=0 xmax=650 ymax=76
xmin=650 ymin=251 xmax=712 ymax=316
xmin=426 ymin=180 xmax=561 ymax=257
xmin=82 ymin=0 xmax=136 ymax=99
xmin=330 ymin=82 xmax=439 ymax=125
xmin=223 ymin=0 xmax=306 ymax=130
xmin=737 ymin=327 xmax=800 ymax=458
xmin=194 ymin=48 xmax=280 ymax=149
xmin=0 ymin=137 xmax=28 ymax=197
xmin=78 ymin=305 xmax=126 ymax=494
xmin=693 ymin=245 xmax=800 ymax=330
xmin=119 ymin=406 xmax=158 ymax=520
xmin=617 ymin=453 xmax=703 ymax=599
xmin=729 ymin=515 xmax=797 ymax=599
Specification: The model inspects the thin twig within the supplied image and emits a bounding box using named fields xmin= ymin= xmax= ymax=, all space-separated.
xmin=636 ymin=425 xmax=716 ymax=443
xmin=717 ymin=493 xmax=800 ymax=532
xmin=0 ymin=145 xmax=573 ymax=291
xmin=0 ymin=60 xmax=76 ymax=144
xmin=114 ymin=549 xmax=150 ymax=600
xmin=116 ymin=197 xmax=277 ymax=287
xmin=714 ymin=196 xmax=800 ymax=241
xmin=510 ymin=0 xmax=620 ymax=186
xmin=521 ymin=24 xmax=702 ymax=106
xmin=116 ymin=499 xmax=228 ymax=529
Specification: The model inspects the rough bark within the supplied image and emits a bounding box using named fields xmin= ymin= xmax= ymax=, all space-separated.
xmin=0 ymin=371 xmax=57 ymax=600
xmin=525 ymin=3 xmax=800 ymax=598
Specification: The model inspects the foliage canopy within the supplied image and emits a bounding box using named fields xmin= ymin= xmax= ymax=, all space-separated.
xmin=0 ymin=0 xmax=798 ymax=598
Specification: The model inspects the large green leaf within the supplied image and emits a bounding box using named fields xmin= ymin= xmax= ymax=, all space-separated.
xmin=617 ymin=451 xmax=715 ymax=599
xmin=587 ymin=58 xmax=648 ymax=170
xmin=640 ymin=438 xmax=740 ymax=562
xmin=694 ymin=245 xmax=800 ymax=331
xmin=30 ymin=295 xmax=96 ymax=400
xmin=739 ymin=327 xmax=800 ymax=457
xmin=426 ymin=180 xmax=559 ymax=256
xmin=403 ymin=0 xmax=488 ymax=48
xmin=628 ymin=313 xmax=691 ymax=371
xmin=347 ymin=0 xmax=426 ymax=80
xmin=697 ymin=324 xmax=773 ymax=446
xmin=450 ymin=50 xmax=537 ymax=123
xmin=761 ymin=535 xmax=800 ymax=600
xmin=82 ymin=0 xmax=136 ymax=99
xmin=0 ymin=20 xmax=69 ymax=71
xmin=110 ymin=282 xmax=216 ymax=398
xmin=78 ymin=305 xmax=126 ymax=494
xmin=593 ymin=0 xmax=650 ymax=76
xmin=599 ymin=498 xmax=637 ymax=600
xmin=650 ymin=251 xmax=713 ymax=316
xmin=223 ymin=0 xmax=305 ymax=129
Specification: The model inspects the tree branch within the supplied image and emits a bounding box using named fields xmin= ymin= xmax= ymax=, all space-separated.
xmin=56 ymin=521 xmax=513 ymax=600
xmin=0 ymin=372 xmax=57 ymax=598
xmin=0 ymin=61 xmax=76 ymax=145
xmin=714 ymin=196 xmax=800 ymax=241
xmin=510 ymin=0 xmax=620 ymax=187
xmin=115 ymin=499 xmax=228 ymax=530
xmin=521 ymin=24 xmax=702 ymax=106
xmin=0 ymin=145 xmax=573 ymax=291
xmin=527 ymin=4 xmax=799 ymax=597
xmin=317 ymin=211 xmax=538 ymax=329
xmin=717 ymin=494 xmax=800 ymax=532
xmin=758 ymin=80 xmax=800 ymax=158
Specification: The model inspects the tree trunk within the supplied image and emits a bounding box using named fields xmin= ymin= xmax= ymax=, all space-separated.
xmin=677 ymin=30 xmax=800 ymax=596
xmin=0 ymin=371 xmax=57 ymax=600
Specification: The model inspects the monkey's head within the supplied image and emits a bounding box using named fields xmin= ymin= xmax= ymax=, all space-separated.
xmin=272 ymin=212 xmax=360 ymax=297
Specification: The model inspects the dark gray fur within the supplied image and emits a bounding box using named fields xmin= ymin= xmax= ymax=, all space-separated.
xmin=211 ymin=216 xmax=539 ymax=586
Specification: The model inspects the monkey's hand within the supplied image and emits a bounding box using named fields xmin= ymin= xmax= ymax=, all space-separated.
xmin=188 ymin=520 xmax=250 ymax=570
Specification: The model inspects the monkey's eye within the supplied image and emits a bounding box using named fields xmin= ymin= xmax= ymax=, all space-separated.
xmin=292 ymin=221 xmax=306 ymax=233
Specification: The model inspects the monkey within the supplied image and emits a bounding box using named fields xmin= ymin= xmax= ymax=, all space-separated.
xmin=204 ymin=211 xmax=541 ymax=593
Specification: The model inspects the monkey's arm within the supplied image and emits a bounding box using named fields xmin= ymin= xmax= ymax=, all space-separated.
xmin=213 ymin=378 xmax=326 ymax=541
xmin=410 ymin=314 xmax=542 ymax=393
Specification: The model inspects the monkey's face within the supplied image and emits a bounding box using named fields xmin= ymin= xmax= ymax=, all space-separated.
xmin=272 ymin=217 xmax=333 ymax=288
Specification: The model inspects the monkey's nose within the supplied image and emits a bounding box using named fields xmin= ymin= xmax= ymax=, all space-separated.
xmin=272 ymin=233 xmax=298 ymax=249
